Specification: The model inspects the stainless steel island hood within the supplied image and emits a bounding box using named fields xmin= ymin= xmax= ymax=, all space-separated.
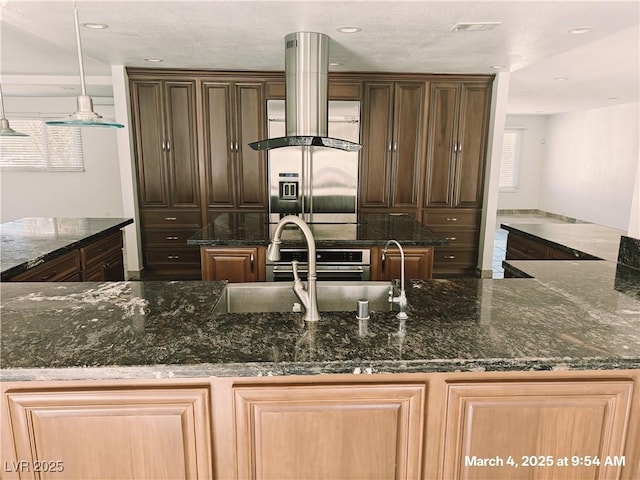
xmin=249 ymin=32 xmax=362 ymax=152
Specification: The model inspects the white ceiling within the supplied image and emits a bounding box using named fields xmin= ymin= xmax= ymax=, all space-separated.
xmin=1 ymin=0 xmax=638 ymax=114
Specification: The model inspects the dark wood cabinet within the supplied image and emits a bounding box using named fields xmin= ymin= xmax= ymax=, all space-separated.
xmin=424 ymin=82 xmax=491 ymax=209
xmin=130 ymin=76 xmax=202 ymax=279
xmin=200 ymin=246 xmax=265 ymax=282
xmin=360 ymin=82 xmax=425 ymax=213
xmin=202 ymin=81 xmax=267 ymax=212
xmin=130 ymin=79 xmax=200 ymax=209
xmin=371 ymin=246 xmax=434 ymax=280
xmin=423 ymin=80 xmax=491 ymax=277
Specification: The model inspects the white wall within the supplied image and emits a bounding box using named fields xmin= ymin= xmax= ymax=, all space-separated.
xmin=0 ymin=96 xmax=124 ymax=222
xmin=497 ymin=115 xmax=547 ymax=210
xmin=539 ymin=102 xmax=639 ymax=230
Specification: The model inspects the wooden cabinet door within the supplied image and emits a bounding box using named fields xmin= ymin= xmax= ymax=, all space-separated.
xmin=424 ymin=83 xmax=459 ymax=208
xmin=441 ymin=380 xmax=634 ymax=480
xmin=203 ymin=82 xmax=235 ymax=209
xmin=390 ymin=82 xmax=425 ymax=209
xmin=360 ymin=82 xmax=394 ymax=208
xmin=131 ymin=80 xmax=169 ymax=207
xmin=200 ymin=246 xmax=264 ymax=282
xmin=234 ymin=83 xmax=267 ymax=209
xmin=233 ymin=382 xmax=426 ymax=479
xmin=453 ymin=83 xmax=490 ymax=208
xmin=373 ymin=246 xmax=434 ymax=280
xmin=4 ymin=385 xmax=213 ymax=479
xmin=165 ymin=81 xmax=200 ymax=208
xmin=203 ymin=81 xmax=267 ymax=211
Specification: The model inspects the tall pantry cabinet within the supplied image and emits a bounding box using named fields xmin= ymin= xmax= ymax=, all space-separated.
xmin=129 ymin=70 xmax=270 ymax=279
xmin=129 ymin=78 xmax=202 ymax=279
xmin=423 ymin=81 xmax=492 ymax=276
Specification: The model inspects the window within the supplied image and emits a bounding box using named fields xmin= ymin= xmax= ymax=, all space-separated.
xmin=0 ymin=119 xmax=84 ymax=171
xmin=499 ymin=129 xmax=522 ymax=190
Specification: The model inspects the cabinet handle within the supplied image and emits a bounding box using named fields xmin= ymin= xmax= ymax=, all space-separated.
xmin=166 ymin=139 xmax=171 ymax=151
xmin=388 ymin=141 xmax=392 ymax=152
xmin=445 ymin=217 xmax=458 ymax=222
xmin=235 ymin=141 xmax=239 ymax=152
xmin=167 ymin=255 xmax=180 ymax=260
xmin=381 ymin=252 xmax=386 ymax=273
xmin=446 ymin=237 xmax=457 ymax=241
xmin=443 ymin=255 xmax=456 ymax=259
xmin=161 ymin=140 xmax=166 ymax=151
xmin=166 ymin=236 xmax=179 ymax=240
xmin=40 ymin=271 xmax=57 ymax=281
xmin=164 ymin=217 xmax=178 ymax=221
xmin=393 ymin=141 xmax=398 ymax=152
xmin=457 ymin=141 xmax=462 ymax=153
xmin=453 ymin=142 xmax=458 ymax=153
xmin=250 ymin=253 xmax=255 ymax=273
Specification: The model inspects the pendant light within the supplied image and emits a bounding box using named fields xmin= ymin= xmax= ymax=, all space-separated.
xmin=0 ymin=84 xmax=28 ymax=137
xmin=46 ymin=3 xmax=123 ymax=128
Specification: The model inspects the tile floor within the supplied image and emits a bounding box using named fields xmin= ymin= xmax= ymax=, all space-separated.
xmin=492 ymin=212 xmax=580 ymax=279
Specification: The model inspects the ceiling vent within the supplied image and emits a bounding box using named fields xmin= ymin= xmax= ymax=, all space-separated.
xmin=451 ymin=22 xmax=502 ymax=32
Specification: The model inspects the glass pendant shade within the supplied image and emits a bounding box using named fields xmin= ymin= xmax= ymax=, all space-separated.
xmin=45 ymin=5 xmax=124 ymax=129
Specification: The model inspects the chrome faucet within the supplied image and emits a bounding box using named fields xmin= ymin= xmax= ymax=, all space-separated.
xmin=382 ymin=239 xmax=408 ymax=320
xmin=267 ymin=215 xmax=321 ymax=321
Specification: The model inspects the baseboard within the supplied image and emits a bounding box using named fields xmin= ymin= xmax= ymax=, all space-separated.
xmin=497 ymin=209 xmax=587 ymax=224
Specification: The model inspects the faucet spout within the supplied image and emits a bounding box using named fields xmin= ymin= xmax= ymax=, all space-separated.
xmin=269 ymin=215 xmax=321 ymax=321
xmin=383 ymin=239 xmax=408 ymax=320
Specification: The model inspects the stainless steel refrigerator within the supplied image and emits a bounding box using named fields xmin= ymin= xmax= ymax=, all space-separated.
xmin=267 ymin=99 xmax=360 ymax=224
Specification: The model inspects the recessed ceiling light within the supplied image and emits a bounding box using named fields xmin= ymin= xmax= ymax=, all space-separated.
xmin=489 ymin=64 xmax=506 ymax=69
xmin=337 ymin=26 xmax=362 ymax=33
xmin=569 ymin=26 xmax=593 ymax=35
xmin=82 ymin=22 xmax=108 ymax=29
xmin=555 ymin=77 xmax=569 ymax=81
xmin=607 ymin=97 xmax=619 ymax=100
xmin=144 ymin=58 xmax=164 ymax=63
xmin=451 ymin=22 xmax=501 ymax=32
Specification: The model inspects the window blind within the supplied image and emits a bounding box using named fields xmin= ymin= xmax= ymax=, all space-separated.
xmin=0 ymin=119 xmax=84 ymax=171
xmin=499 ymin=129 xmax=521 ymax=189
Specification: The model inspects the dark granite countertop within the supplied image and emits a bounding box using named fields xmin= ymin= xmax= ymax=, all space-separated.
xmin=500 ymin=222 xmax=625 ymax=261
xmin=188 ymin=212 xmax=448 ymax=247
xmin=2 ymin=273 xmax=639 ymax=381
xmin=1 ymin=217 xmax=134 ymax=280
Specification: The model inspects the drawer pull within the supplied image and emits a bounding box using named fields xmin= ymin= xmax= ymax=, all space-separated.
xmin=166 ymin=236 xmax=179 ymax=240
xmin=443 ymin=255 xmax=456 ymax=259
xmin=167 ymin=255 xmax=180 ymax=259
xmin=446 ymin=237 xmax=457 ymax=241
xmin=445 ymin=217 xmax=458 ymax=222
xmin=164 ymin=217 xmax=178 ymax=221
xmin=250 ymin=253 xmax=255 ymax=273
xmin=40 ymin=271 xmax=58 ymax=281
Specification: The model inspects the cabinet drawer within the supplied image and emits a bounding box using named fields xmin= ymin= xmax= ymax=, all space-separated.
xmin=423 ymin=209 xmax=480 ymax=227
xmin=81 ymin=231 xmax=123 ymax=270
xmin=144 ymin=248 xmax=201 ymax=267
xmin=143 ymin=229 xmax=201 ymax=247
xmin=141 ymin=210 xmax=202 ymax=228
xmin=83 ymin=251 xmax=125 ymax=281
xmin=426 ymin=227 xmax=479 ymax=248
xmin=432 ymin=247 xmax=478 ymax=267
xmin=506 ymin=234 xmax=549 ymax=260
xmin=10 ymin=250 xmax=81 ymax=282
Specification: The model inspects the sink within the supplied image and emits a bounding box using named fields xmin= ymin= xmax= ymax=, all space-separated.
xmin=212 ymin=281 xmax=394 ymax=314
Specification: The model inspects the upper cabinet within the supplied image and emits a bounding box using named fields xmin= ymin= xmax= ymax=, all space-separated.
xmin=359 ymin=82 xmax=426 ymax=213
xmin=424 ymin=81 xmax=491 ymax=209
xmin=202 ymin=81 xmax=267 ymax=211
xmin=130 ymin=79 xmax=200 ymax=209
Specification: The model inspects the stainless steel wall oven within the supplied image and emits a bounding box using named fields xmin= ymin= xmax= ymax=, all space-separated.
xmin=266 ymin=248 xmax=371 ymax=282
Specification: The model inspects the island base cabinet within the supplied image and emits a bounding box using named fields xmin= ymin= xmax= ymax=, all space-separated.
xmin=200 ymin=246 xmax=265 ymax=282
xmin=441 ymin=379 xmax=636 ymax=480
xmin=232 ymin=382 xmax=426 ymax=479
xmin=1 ymin=383 xmax=213 ymax=480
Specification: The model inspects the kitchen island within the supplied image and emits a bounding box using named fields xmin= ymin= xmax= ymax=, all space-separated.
xmin=0 ymin=217 xmax=133 ymax=281
xmin=2 ymin=270 xmax=639 ymax=479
